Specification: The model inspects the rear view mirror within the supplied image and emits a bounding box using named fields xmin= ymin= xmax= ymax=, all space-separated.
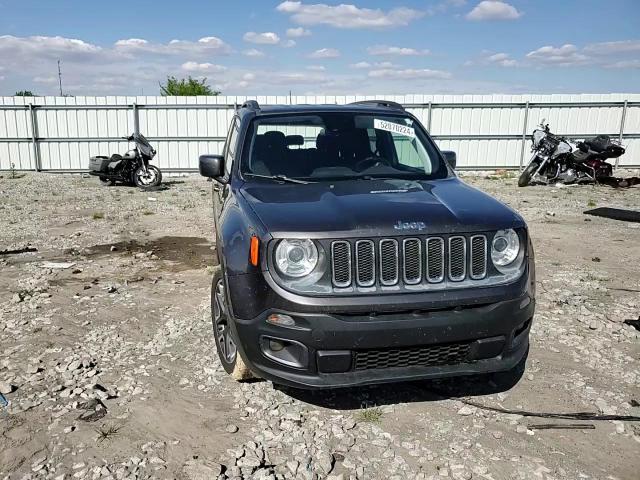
xmin=199 ymin=154 xmax=224 ymax=179
xmin=442 ymin=151 xmax=457 ymax=170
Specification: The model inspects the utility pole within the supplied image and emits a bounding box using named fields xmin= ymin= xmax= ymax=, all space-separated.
xmin=57 ymin=60 xmax=63 ymax=96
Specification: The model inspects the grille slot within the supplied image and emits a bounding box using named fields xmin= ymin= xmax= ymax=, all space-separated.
xmin=379 ymin=239 xmax=399 ymax=286
xmin=448 ymin=236 xmax=466 ymax=281
xmin=329 ymin=234 xmax=488 ymax=289
xmin=355 ymin=240 xmax=375 ymax=287
xmin=470 ymin=235 xmax=487 ymax=279
xmin=402 ymin=238 xmax=422 ymax=285
xmin=426 ymin=237 xmax=445 ymax=283
xmin=354 ymin=342 xmax=472 ymax=370
xmin=331 ymin=241 xmax=351 ymax=287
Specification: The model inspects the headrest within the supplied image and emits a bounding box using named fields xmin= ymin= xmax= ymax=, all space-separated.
xmin=316 ymin=130 xmax=339 ymax=151
xmin=263 ymin=130 xmax=286 ymax=148
xmin=285 ymin=135 xmax=304 ymax=147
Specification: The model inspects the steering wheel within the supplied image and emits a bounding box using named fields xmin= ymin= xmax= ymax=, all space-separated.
xmin=355 ymin=156 xmax=389 ymax=172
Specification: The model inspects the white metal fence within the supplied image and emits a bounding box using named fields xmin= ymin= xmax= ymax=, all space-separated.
xmin=1 ymin=94 xmax=639 ymax=172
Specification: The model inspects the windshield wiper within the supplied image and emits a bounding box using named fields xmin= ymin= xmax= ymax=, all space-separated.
xmin=244 ymin=173 xmax=313 ymax=184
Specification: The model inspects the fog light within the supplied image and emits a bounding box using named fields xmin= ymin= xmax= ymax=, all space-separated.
xmin=260 ymin=336 xmax=309 ymax=369
xmin=266 ymin=313 xmax=296 ymax=327
xmin=269 ymin=339 xmax=285 ymax=352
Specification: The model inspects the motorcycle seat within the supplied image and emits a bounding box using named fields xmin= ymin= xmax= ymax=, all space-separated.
xmin=583 ymin=135 xmax=611 ymax=153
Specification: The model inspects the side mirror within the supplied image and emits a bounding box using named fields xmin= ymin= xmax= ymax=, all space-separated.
xmin=199 ymin=154 xmax=224 ymax=179
xmin=442 ymin=151 xmax=457 ymax=170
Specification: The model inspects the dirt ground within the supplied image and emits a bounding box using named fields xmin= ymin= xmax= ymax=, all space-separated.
xmin=0 ymin=172 xmax=639 ymax=480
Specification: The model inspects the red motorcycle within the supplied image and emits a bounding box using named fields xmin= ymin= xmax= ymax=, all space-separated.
xmin=519 ymin=121 xmax=625 ymax=187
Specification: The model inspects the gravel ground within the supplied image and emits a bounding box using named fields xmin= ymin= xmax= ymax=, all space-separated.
xmin=0 ymin=172 xmax=639 ymax=480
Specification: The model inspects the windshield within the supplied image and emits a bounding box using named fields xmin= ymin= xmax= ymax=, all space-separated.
xmin=133 ymin=133 xmax=155 ymax=158
xmin=241 ymin=112 xmax=448 ymax=181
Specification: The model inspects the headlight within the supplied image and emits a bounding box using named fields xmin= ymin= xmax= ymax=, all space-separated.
xmin=275 ymin=239 xmax=318 ymax=278
xmin=491 ymin=229 xmax=520 ymax=268
xmin=532 ymin=130 xmax=546 ymax=148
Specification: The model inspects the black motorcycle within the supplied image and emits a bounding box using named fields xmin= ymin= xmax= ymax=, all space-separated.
xmin=518 ymin=121 xmax=625 ymax=187
xmin=88 ymin=133 xmax=162 ymax=188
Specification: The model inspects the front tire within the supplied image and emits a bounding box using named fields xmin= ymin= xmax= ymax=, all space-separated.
xmin=211 ymin=267 xmax=254 ymax=381
xmin=518 ymin=159 xmax=540 ymax=187
xmin=132 ymin=165 xmax=162 ymax=189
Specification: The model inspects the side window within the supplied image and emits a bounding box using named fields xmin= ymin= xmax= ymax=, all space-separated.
xmin=224 ymin=118 xmax=239 ymax=176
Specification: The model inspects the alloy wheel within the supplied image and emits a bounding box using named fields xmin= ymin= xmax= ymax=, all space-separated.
xmin=213 ymin=278 xmax=237 ymax=364
xmin=135 ymin=168 xmax=158 ymax=186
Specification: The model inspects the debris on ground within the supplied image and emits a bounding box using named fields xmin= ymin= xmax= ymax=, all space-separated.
xmin=0 ymin=172 xmax=638 ymax=479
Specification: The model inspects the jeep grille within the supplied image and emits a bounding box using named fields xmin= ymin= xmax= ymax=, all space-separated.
xmin=330 ymin=234 xmax=488 ymax=290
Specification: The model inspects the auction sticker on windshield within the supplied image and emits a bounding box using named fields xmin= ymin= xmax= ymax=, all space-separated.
xmin=374 ymin=118 xmax=415 ymax=138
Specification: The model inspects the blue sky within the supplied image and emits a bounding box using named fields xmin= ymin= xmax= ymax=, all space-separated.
xmin=0 ymin=0 xmax=639 ymax=96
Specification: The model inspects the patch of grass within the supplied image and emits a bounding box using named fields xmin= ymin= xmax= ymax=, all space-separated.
xmin=587 ymin=199 xmax=597 ymax=207
xmin=6 ymin=162 xmax=25 ymax=180
xmin=356 ymin=407 xmax=384 ymax=424
xmin=95 ymin=423 xmax=122 ymax=443
xmin=91 ymin=212 xmax=105 ymax=220
xmin=142 ymin=210 xmax=155 ymax=216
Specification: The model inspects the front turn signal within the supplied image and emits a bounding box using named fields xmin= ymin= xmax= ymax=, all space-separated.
xmin=250 ymin=236 xmax=259 ymax=267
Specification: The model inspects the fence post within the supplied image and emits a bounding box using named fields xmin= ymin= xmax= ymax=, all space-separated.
xmin=28 ymin=103 xmax=41 ymax=172
xmin=616 ymin=99 xmax=628 ymax=171
xmin=427 ymin=101 xmax=432 ymax=132
xmin=518 ymin=101 xmax=530 ymax=171
xmin=132 ymin=103 xmax=140 ymax=136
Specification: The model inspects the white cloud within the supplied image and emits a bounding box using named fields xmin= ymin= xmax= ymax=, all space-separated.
xmin=367 ymin=45 xmax=430 ymax=56
xmin=368 ymin=68 xmax=452 ymax=80
xmin=350 ymin=61 xmax=398 ymax=69
xmin=114 ymin=36 xmax=232 ymax=56
xmin=286 ymin=27 xmax=311 ymax=37
xmin=281 ymin=39 xmax=297 ymax=48
xmin=276 ymin=1 xmax=423 ymax=29
xmin=583 ymin=40 xmax=640 ymax=55
xmin=114 ymin=38 xmax=148 ymax=47
xmin=243 ymin=32 xmax=281 ymax=45
xmin=308 ymin=48 xmax=340 ymax=59
xmin=242 ymin=48 xmax=265 ymax=57
xmin=604 ymin=59 xmax=640 ymax=69
xmin=181 ymin=62 xmax=227 ymax=73
xmin=0 ymin=34 xmax=234 ymax=95
xmin=243 ymin=73 xmax=256 ymax=81
xmin=525 ymin=44 xmax=588 ymax=66
xmin=0 ymin=35 xmax=104 ymax=63
xmin=33 ymin=76 xmax=58 ymax=84
xmin=466 ymin=1 xmax=521 ymax=21
xmin=260 ymin=71 xmax=329 ymax=85
xmin=467 ymin=51 xmax=518 ymax=67
xmin=427 ymin=0 xmax=468 ymax=15
xmin=306 ymin=65 xmax=326 ymax=71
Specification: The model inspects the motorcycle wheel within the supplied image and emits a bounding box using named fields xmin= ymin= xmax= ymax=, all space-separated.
xmin=98 ymin=176 xmax=115 ymax=186
xmin=518 ymin=159 xmax=541 ymax=187
xmin=132 ymin=165 xmax=162 ymax=189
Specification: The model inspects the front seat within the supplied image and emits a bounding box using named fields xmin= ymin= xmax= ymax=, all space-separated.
xmin=260 ymin=131 xmax=288 ymax=175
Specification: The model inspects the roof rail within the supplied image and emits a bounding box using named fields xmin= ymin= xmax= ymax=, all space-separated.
xmin=349 ymin=100 xmax=405 ymax=111
xmin=240 ymin=100 xmax=260 ymax=111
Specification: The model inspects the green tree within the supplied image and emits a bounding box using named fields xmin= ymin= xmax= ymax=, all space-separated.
xmin=15 ymin=90 xmax=36 ymax=96
xmin=159 ymin=76 xmax=220 ymax=96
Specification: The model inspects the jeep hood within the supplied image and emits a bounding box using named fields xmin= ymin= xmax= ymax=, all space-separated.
xmin=240 ymin=177 xmax=524 ymax=237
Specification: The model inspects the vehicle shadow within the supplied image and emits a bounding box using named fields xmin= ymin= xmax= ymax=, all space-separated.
xmin=276 ymin=370 xmax=523 ymax=410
